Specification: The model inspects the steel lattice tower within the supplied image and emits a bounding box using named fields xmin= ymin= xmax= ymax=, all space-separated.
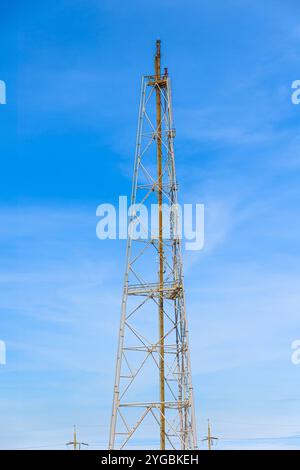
xmin=109 ymin=40 xmax=197 ymax=450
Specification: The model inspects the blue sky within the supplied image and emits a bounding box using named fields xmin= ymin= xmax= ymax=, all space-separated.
xmin=0 ymin=0 xmax=300 ymax=449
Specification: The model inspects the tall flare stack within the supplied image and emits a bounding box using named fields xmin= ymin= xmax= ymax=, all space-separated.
xmin=109 ymin=41 xmax=197 ymax=450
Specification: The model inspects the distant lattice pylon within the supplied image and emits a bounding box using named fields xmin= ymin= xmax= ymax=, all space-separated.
xmin=66 ymin=426 xmax=88 ymax=450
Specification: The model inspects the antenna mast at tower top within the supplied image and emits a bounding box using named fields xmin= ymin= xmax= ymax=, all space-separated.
xmin=109 ymin=40 xmax=197 ymax=450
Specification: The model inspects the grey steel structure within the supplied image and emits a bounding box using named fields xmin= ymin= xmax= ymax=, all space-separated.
xmin=109 ymin=41 xmax=197 ymax=450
